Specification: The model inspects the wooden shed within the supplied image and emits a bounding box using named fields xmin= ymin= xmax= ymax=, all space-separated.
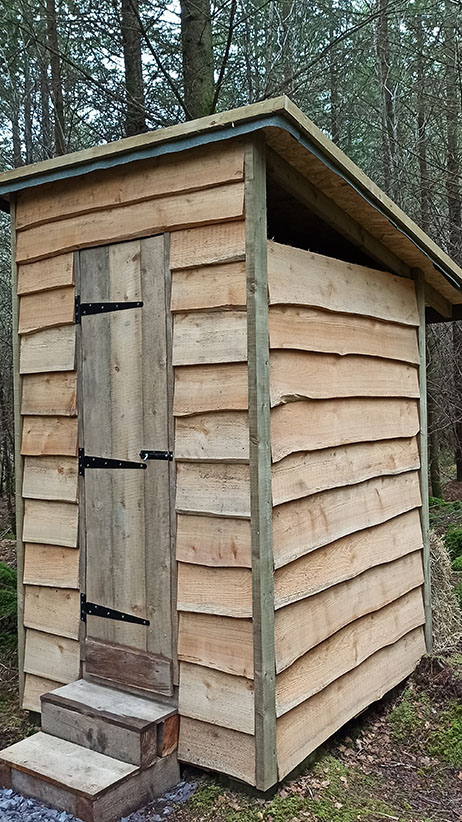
xmin=0 ymin=96 xmax=462 ymax=818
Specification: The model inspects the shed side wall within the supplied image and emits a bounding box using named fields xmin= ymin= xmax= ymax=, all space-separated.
xmin=268 ymin=241 xmax=426 ymax=779
xmin=172 ymin=218 xmax=258 ymax=784
xmin=13 ymin=140 xmax=248 ymax=715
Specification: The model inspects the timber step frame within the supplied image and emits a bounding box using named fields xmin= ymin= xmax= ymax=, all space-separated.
xmin=0 ymin=732 xmax=180 ymax=822
xmin=41 ymin=678 xmax=179 ymax=767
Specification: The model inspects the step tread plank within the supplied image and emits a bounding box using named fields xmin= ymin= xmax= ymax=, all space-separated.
xmin=42 ymin=679 xmax=176 ymax=729
xmin=0 ymin=732 xmax=137 ymax=798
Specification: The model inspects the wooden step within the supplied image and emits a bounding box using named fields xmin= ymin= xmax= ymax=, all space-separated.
xmin=41 ymin=679 xmax=179 ymax=767
xmin=0 ymin=732 xmax=180 ymax=822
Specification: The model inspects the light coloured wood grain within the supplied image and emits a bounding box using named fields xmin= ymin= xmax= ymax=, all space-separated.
xmin=175 ymin=411 xmax=249 ymax=462
xmin=24 ymin=585 xmax=80 ymax=640
xmin=17 ymin=254 xmax=75 ymax=295
xmin=268 ymin=305 xmax=420 ymax=364
xmin=171 ymin=261 xmax=246 ymax=312
xmin=273 ymin=471 xmax=422 ymax=568
xmin=16 ymin=142 xmax=244 ymax=229
xmin=23 ymin=544 xmax=79 ymax=589
xmin=176 ymin=513 xmax=251 ymax=567
xmin=178 ymin=612 xmax=253 ymax=678
xmin=276 ymin=627 xmax=425 ymax=778
xmin=173 ymin=363 xmax=248 ymax=415
xmin=21 ymin=416 xmax=78 ymax=456
xmin=179 ymin=662 xmax=254 ymax=734
xmin=20 ymin=326 xmax=75 ymax=375
xmin=272 ymin=437 xmax=420 ymax=506
xmin=16 ymin=183 xmax=245 ymax=263
xmin=24 ymin=628 xmax=80 ymax=684
xmin=0 ymin=731 xmax=137 ymax=794
xmin=179 ymin=717 xmax=255 ymax=785
xmin=177 ymin=563 xmax=252 ymax=617
xmin=18 ymin=287 xmax=75 ymax=334
xmin=270 ymin=350 xmax=419 ymax=405
xmin=21 ymin=372 xmax=77 ymax=415
xmin=271 ymin=398 xmax=420 ymax=463
xmin=23 ymin=499 xmax=78 ymax=548
xmin=275 ymin=551 xmax=424 ymax=672
xmin=22 ymin=674 xmax=62 ymax=713
xmin=170 ymin=221 xmax=246 ymax=270
xmin=173 ymin=310 xmax=247 ymax=365
xmin=274 ymin=508 xmax=423 ymax=597
xmin=267 ymin=241 xmax=419 ymax=325
xmin=22 ymin=456 xmax=78 ymax=502
xmin=176 ymin=463 xmax=250 ymax=518
xmin=276 ymin=588 xmax=425 ymax=716
xmin=81 ymin=242 xmax=146 ymax=651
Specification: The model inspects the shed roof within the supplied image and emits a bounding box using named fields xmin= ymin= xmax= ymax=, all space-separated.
xmin=1 ymin=96 xmax=461 ymax=313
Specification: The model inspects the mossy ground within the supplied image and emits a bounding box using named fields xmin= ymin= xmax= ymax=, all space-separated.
xmin=157 ymin=653 xmax=462 ymax=822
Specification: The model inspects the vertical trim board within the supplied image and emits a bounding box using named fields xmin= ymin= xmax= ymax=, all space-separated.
xmin=11 ymin=199 xmax=26 ymax=704
xmin=413 ymin=269 xmax=432 ymax=651
xmin=245 ymin=137 xmax=277 ymax=790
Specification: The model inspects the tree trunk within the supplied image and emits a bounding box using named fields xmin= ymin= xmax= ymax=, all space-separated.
xmin=180 ymin=0 xmax=214 ymax=120
xmin=40 ymin=58 xmax=53 ymax=160
xmin=376 ymin=0 xmax=398 ymax=202
xmin=24 ymin=58 xmax=33 ymax=164
xmin=46 ymin=0 xmax=66 ymax=155
xmin=416 ymin=18 xmax=430 ymax=234
xmin=11 ymin=103 xmax=23 ymax=168
xmin=329 ymin=9 xmax=340 ymax=145
xmin=426 ymin=330 xmax=443 ymax=498
xmin=121 ymin=0 xmax=146 ymax=137
xmin=444 ymin=2 xmax=462 ymax=480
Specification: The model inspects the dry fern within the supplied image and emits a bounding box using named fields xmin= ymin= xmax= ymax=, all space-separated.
xmin=430 ymin=531 xmax=462 ymax=652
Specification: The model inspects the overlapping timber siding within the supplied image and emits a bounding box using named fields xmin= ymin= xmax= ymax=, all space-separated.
xmin=267 ymin=241 xmax=426 ymax=779
xmin=171 ymin=218 xmax=258 ymax=785
xmin=13 ymin=139 xmax=248 ymax=716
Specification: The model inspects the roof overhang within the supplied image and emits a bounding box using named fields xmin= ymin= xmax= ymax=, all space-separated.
xmin=1 ymin=96 xmax=460 ymax=313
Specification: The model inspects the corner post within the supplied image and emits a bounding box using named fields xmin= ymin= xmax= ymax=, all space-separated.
xmin=10 ymin=198 xmax=25 ymax=702
xmin=245 ymin=135 xmax=278 ymax=790
xmin=413 ymin=269 xmax=432 ymax=652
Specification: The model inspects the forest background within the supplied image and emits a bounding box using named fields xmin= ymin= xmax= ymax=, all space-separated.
xmin=0 ymin=0 xmax=461 ymax=527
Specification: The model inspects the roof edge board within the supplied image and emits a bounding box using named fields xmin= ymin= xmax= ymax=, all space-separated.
xmin=0 ymin=93 xmax=460 ymax=296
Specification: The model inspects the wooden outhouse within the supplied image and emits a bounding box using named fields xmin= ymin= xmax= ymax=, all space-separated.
xmin=1 ymin=97 xmax=462 ymax=817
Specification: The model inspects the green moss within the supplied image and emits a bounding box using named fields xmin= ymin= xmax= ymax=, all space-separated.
xmin=389 ymin=688 xmax=429 ymax=740
xmin=452 ymin=555 xmax=462 ymax=572
xmin=188 ymin=781 xmax=223 ymax=811
xmin=429 ymin=702 xmax=462 ymax=768
xmin=263 ymin=795 xmax=307 ymax=821
xmin=444 ymin=524 xmax=462 ymax=561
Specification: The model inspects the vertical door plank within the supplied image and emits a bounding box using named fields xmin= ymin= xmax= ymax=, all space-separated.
xmin=80 ymin=246 xmax=115 ymax=646
xmin=140 ymin=236 xmax=173 ymax=661
xmin=106 ymin=241 xmax=146 ymax=650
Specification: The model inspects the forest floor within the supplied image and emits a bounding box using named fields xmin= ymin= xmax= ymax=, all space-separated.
xmin=0 ymin=487 xmax=461 ymax=822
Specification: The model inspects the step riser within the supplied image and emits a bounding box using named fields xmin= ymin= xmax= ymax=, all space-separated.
xmin=0 ymin=754 xmax=180 ymax=822
xmin=42 ymin=703 xmax=158 ymax=768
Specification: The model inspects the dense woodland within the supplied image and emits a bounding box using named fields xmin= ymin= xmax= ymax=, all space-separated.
xmin=0 ymin=0 xmax=461 ymax=526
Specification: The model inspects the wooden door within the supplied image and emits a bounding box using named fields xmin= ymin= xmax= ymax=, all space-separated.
xmin=77 ymin=236 xmax=174 ymax=697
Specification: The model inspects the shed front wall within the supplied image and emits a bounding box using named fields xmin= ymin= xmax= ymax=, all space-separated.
xmin=14 ymin=139 xmax=255 ymax=743
xmin=268 ymin=240 xmax=426 ymax=779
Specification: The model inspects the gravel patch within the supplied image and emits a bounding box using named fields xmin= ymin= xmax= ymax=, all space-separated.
xmin=0 ymin=779 xmax=197 ymax=822
xmin=0 ymin=789 xmax=77 ymax=821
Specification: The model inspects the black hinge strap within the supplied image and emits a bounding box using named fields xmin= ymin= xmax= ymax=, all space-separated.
xmin=75 ymin=295 xmax=143 ymax=323
xmin=79 ymin=448 xmax=147 ymax=476
xmin=139 ymin=450 xmax=173 ymax=461
xmin=80 ymin=594 xmax=149 ymax=626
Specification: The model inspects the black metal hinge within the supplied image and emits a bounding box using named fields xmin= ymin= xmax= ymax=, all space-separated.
xmin=75 ymin=295 xmax=143 ymax=324
xmin=80 ymin=594 xmax=149 ymax=626
xmin=79 ymin=448 xmax=147 ymax=476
